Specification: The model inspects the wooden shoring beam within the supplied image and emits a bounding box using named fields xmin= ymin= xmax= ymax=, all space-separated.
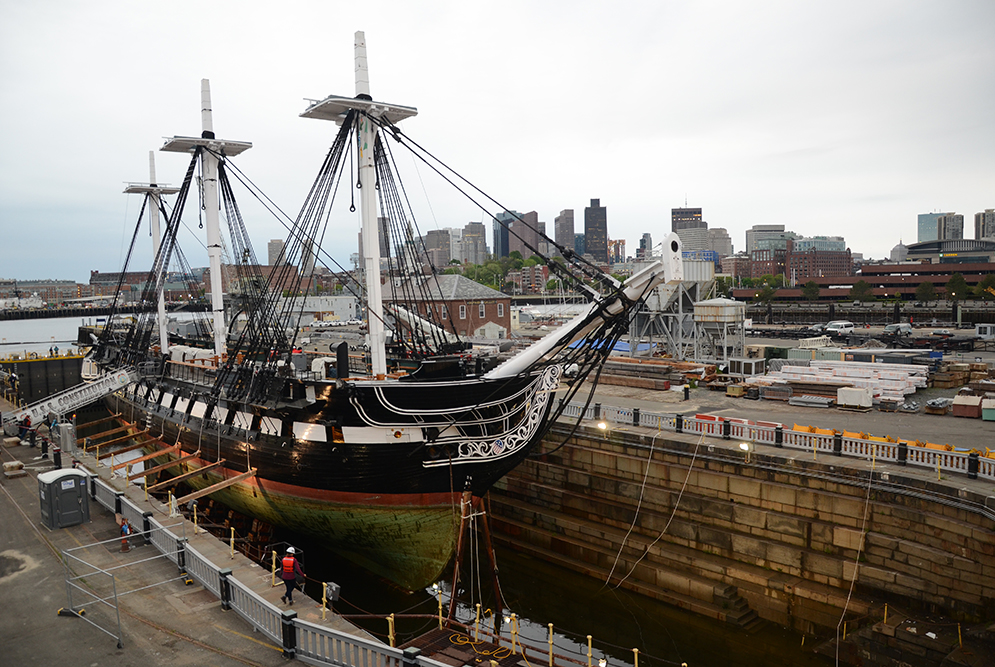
xmin=173 ymin=469 xmax=256 ymax=506
xmin=111 ymin=444 xmax=181 ymax=471
xmin=128 ymin=452 xmax=200 ymax=482
xmin=75 ymin=413 xmax=123 ymax=430
xmin=95 ymin=432 xmax=154 ymax=459
xmin=78 ymin=423 xmax=138 ymax=445
xmin=146 ymin=460 xmax=226 ymax=493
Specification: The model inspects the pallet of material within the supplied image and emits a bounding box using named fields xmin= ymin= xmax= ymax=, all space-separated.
xmin=3 ymin=436 xmax=21 ymax=448
xmin=924 ymin=405 xmax=949 ymax=415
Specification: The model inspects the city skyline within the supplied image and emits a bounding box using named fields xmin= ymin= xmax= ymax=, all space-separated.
xmin=2 ymin=2 xmax=993 ymax=282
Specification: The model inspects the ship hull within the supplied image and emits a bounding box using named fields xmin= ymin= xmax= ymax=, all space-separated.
xmin=103 ymin=364 xmax=559 ymax=589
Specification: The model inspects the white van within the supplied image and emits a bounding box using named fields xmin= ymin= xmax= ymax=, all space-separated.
xmin=825 ymin=320 xmax=854 ymax=335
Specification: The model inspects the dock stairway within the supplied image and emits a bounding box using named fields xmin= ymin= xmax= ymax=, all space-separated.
xmin=2 ymin=367 xmax=140 ymax=435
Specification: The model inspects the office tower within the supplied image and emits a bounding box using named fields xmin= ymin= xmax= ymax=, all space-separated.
xmin=462 ymin=222 xmax=488 ymax=264
xmin=268 ymin=239 xmax=285 ymax=265
xmin=707 ymin=228 xmax=733 ymax=257
xmin=554 ymin=209 xmax=575 ymax=253
xmin=584 ymin=199 xmax=608 ymax=263
xmin=744 ymin=224 xmax=786 ymax=254
xmin=574 ymin=233 xmax=586 ymax=257
xmin=509 ymin=211 xmax=541 ymax=258
xmin=671 ymin=207 xmax=704 ymax=232
xmin=976 ymin=209 xmax=995 ymax=240
xmin=492 ymin=210 xmax=520 ymax=258
xmin=917 ymin=213 xmax=944 ymax=243
xmin=937 ymin=213 xmax=964 ymax=240
xmin=637 ymin=233 xmax=652 ymax=259
xmin=423 ymin=229 xmax=452 ymax=267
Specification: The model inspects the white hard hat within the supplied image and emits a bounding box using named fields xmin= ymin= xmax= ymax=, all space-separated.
xmin=286 ymin=546 xmax=296 ymax=554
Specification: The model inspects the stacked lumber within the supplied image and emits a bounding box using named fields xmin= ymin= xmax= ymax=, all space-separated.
xmin=745 ymin=359 xmax=928 ymax=402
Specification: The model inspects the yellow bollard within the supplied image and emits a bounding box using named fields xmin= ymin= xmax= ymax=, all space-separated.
xmin=434 ymin=584 xmax=443 ymax=630
xmin=271 ymin=550 xmax=278 ymax=587
xmin=548 ymin=623 xmax=554 ymax=667
xmin=843 ymin=621 xmax=847 ymax=641
xmin=193 ymin=504 xmax=198 ymax=534
xmin=958 ymin=623 xmax=962 ymax=648
xmin=632 ymin=648 xmax=638 ymax=667
xmin=883 ymin=603 xmax=888 ymax=624
xmin=587 ymin=635 xmax=592 ymax=667
xmin=511 ymin=613 xmax=519 ymax=653
xmin=475 ymin=603 xmax=481 ymax=642
xmin=229 ymin=528 xmax=235 ymax=559
xmin=388 ymin=613 xmax=395 ymax=647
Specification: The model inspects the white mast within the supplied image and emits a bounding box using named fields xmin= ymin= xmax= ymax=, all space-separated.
xmin=161 ymin=80 xmax=252 ymax=360
xmin=124 ymin=152 xmax=179 ymax=354
xmin=300 ymin=31 xmax=418 ymax=378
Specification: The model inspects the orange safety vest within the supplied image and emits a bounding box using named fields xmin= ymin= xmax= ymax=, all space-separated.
xmin=282 ymin=555 xmax=296 ymax=576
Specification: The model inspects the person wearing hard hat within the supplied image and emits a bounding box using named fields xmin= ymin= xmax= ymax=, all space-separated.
xmin=280 ymin=546 xmax=305 ymax=605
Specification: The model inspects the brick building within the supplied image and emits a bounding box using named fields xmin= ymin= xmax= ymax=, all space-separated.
xmin=385 ymin=274 xmax=511 ymax=339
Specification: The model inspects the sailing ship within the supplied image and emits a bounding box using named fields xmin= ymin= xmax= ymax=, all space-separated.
xmin=88 ymin=32 xmax=684 ymax=590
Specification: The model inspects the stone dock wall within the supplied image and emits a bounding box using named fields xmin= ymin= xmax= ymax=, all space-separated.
xmin=489 ymin=423 xmax=995 ymax=635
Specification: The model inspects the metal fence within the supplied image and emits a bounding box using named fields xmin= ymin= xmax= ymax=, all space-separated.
xmin=560 ymin=400 xmax=995 ymax=483
xmin=86 ymin=475 xmax=423 ymax=665
xmin=295 ymin=620 xmax=406 ymax=667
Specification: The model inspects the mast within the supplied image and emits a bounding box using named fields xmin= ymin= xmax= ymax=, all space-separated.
xmin=161 ymin=80 xmax=252 ymax=360
xmin=300 ymin=31 xmax=418 ymax=378
xmin=124 ymin=152 xmax=179 ymax=354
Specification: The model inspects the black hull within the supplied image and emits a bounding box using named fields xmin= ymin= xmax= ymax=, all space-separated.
xmin=102 ymin=365 xmax=559 ymax=588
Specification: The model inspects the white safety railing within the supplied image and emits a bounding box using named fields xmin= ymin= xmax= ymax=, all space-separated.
xmin=561 ymin=400 xmax=995 ymax=483
xmin=296 ymin=620 xmax=403 ymax=667
xmin=93 ymin=479 xmax=118 ymax=512
xmin=227 ymin=577 xmax=283 ymax=645
xmin=183 ymin=542 xmax=221 ymax=597
xmin=146 ymin=517 xmax=181 ymax=564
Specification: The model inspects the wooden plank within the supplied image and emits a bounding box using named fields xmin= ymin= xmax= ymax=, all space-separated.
xmin=174 ymin=469 xmax=256 ymax=506
xmin=95 ymin=432 xmax=154 ymax=459
xmin=127 ymin=452 xmax=201 ymax=482
xmin=111 ymin=444 xmax=181 ymax=471
xmin=78 ymin=423 xmax=138 ymax=445
xmin=146 ymin=460 xmax=226 ymax=493
xmin=74 ymin=413 xmax=122 ymax=431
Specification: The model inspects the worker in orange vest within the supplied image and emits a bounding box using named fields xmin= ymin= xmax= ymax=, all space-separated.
xmin=280 ymin=546 xmax=305 ymax=605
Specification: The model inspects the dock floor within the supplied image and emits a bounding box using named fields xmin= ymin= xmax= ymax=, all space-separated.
xmin=0 ymin=395 xmax=373 ymax=666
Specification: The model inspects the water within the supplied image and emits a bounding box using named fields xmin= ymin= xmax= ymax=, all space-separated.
xmin=8 ymin=317 xmax=831 ymax=666
xmin=290 ymin=530 xmax=832 ymax=667
xmin=0 ymin=316 xmax=86 ymax=358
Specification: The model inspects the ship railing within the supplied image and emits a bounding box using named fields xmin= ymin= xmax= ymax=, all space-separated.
xmin=563 ymin=400 xmax=995 ymax=483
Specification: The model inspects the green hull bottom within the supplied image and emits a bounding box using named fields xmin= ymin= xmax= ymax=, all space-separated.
xmin=184 ymin=473 xmax=460 ymax=591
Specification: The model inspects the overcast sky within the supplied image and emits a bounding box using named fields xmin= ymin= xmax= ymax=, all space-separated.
xmin=1 ymin=0 xmax=993 ymax=283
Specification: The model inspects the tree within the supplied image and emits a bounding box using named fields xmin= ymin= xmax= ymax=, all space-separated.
xmin=945 ymin=272 xmax=969 ymax=302
xmin=802 ymin=281 xmax=821 ymax=301
xmin=915 ymin=281 xmax=936 ymax=302
xmin=849 ymin=280 xmax=874 ymax=302
xmin=754 ymin=285 xmax=777 ymax=304
xmin=975 ymin=273 xmax=995 ymax=300
xmin=714 ymin=276 xmax=734 ymax=298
